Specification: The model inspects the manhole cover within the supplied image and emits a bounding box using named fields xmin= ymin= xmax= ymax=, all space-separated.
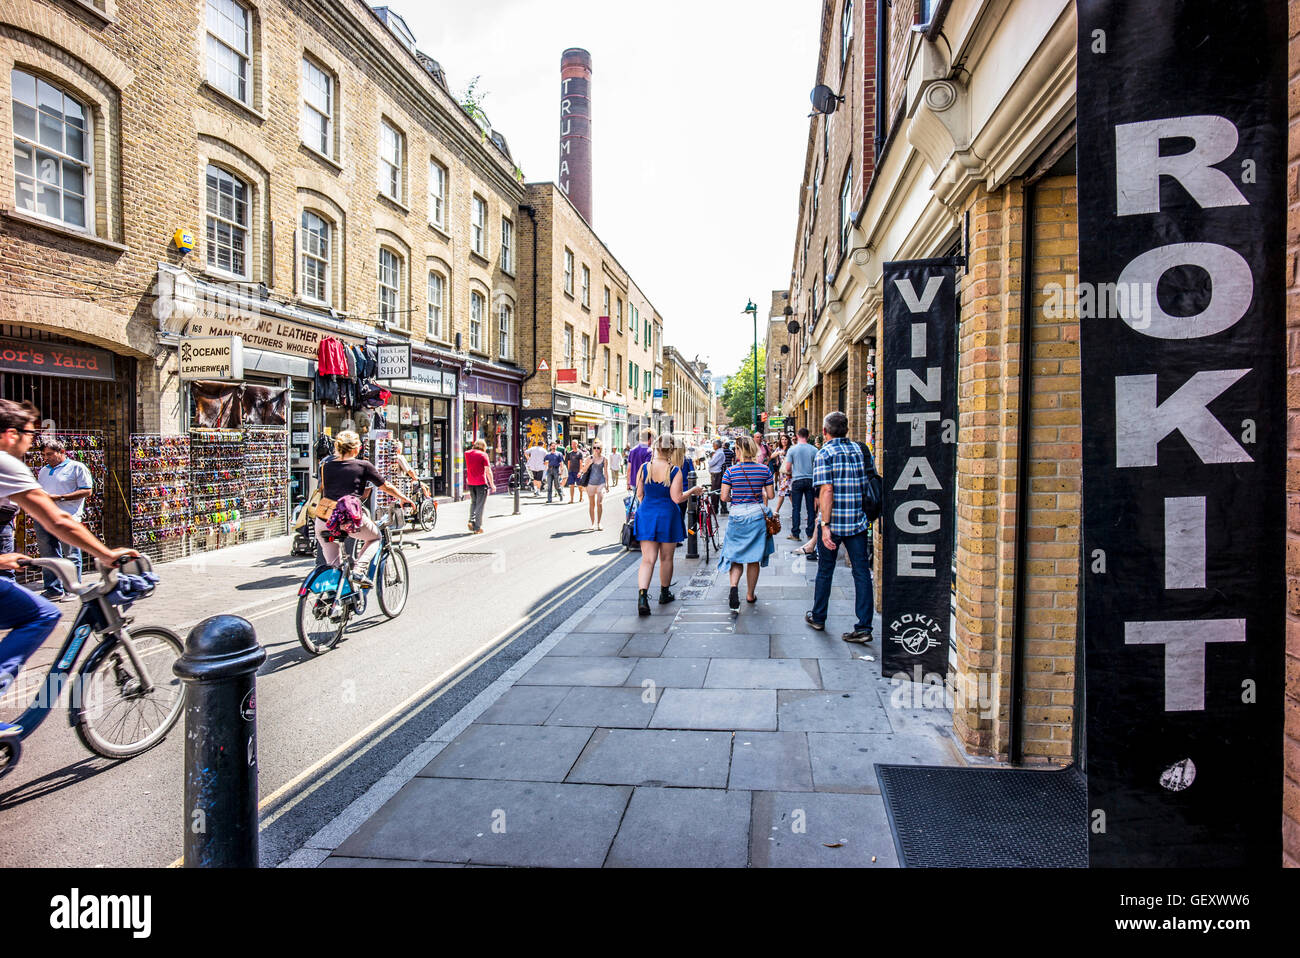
xmin=432 ymin=552 xmax=495 ymax=564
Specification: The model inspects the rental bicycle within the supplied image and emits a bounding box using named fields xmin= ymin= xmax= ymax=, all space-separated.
xmin=296 ymin=505 xmax=409 ymax=655
xmin=0 ymin=554 xmax=185 ymax=779
xmin=697 ymin=491 xmax=720 ymax=563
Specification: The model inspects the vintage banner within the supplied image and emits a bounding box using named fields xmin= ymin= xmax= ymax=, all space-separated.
xmin=1077 ymin=0 xmax=1285 ymax=866
xmin=881 ymin=258 xmax=957 ymax=679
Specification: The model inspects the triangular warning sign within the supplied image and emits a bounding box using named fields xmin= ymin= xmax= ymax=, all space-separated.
xmin=538 ymin=359 xmax=550 ymax=371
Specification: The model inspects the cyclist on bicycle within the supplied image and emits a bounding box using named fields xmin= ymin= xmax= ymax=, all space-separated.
xmin=0 ymin=399 xmax=139 ymax=739
xmin=316 ymin=430 xmax=413 ymax=588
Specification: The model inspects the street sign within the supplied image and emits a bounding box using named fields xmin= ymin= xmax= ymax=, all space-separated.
xmin=377 ymin=343 xmax=411 ymax=379
xmin=768 ymin=416 xmax=785 ymax=429
xmin=538 ymin=358 xmax=550 ymax=372
xmin=179 ymin=336 xmax=243 ymax=381
xmin=557 ymin=368 xmax=578 ymax=384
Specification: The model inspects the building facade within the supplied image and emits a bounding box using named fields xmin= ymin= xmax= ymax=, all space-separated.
xmin=0 ymin=0 xmax=525 ymax=563
xmin=661 ymin=345 xmax=708 ymax=447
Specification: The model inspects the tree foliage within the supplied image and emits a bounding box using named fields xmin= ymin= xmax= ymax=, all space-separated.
xmin=722 ymin=346 xmax=766 ymax=431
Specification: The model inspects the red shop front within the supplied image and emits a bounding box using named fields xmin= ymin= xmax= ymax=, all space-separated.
xmin=460 ymin=370 xmax=521 ymax=493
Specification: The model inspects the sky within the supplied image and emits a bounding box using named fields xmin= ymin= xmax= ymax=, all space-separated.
xmin=389 ymin=0 xmax=822 ymax=382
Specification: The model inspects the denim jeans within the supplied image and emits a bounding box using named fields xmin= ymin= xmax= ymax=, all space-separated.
xmin=0 ymin=577 xmax=62 ymax=696
xmin=468 ymin=484 xmax=489 ymax=530
xmin=0 ymin=519 xmax=14 ymax=581
xmin=33 ymin=523 xmax=81 ymax=595
xmin=545 ymin=469 xmax=562 ymax=502
xmin=811 ymin=528 xmax=874 ymax=631
xmin=790 ymin=478 xmax=816 ymax=538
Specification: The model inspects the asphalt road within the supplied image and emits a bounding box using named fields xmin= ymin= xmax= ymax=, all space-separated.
xmin=0 ymin=492 xmax=639 ymax=867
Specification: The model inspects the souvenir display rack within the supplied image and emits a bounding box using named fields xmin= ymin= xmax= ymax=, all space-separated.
xmin=189 ymin=429 xmax=244 ymax=549
xmin=128 ymin=435 xmax=192 ymax=563
xmin=241 ymin=427 xmax=289 ymax=542
xmin=16 ymin=431 xmax=108 ymax=583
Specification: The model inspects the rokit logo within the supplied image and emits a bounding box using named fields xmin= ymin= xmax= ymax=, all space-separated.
xmin=888 ymin=613 xmax=942 ymax=656
xmin=49 ymin=889 xmax=151 ymax=938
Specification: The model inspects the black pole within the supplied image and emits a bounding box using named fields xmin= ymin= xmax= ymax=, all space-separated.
xmin=685 ymin=493 xmax=699 ymax=558
xmin=174 ymin=614 xmax=266 ymax=868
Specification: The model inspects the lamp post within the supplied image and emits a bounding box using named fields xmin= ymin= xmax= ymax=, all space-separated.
xmin=743 ymin=299 xmax=758 ymax=435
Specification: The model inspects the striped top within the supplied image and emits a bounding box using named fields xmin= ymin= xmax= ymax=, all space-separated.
xmin=722 ymin=462 xmax=772 ymax=504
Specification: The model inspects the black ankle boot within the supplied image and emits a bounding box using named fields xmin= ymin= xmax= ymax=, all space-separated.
xmin=658 ymin=586 xmax=675 ymax=605
xmin=638 ymin=589 xmax=651 ymax=616
xmin=728 ymin=586 xmax=740 ymax=611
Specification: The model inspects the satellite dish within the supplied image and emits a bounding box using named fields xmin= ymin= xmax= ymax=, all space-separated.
xmin=810 ymin=85 xmax=843 ymax=115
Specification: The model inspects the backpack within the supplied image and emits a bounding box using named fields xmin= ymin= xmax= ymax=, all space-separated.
xmin=855 ymin=441 xmax=883 ymax=522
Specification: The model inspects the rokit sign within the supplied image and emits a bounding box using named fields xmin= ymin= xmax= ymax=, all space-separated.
xmin=881 ymin=259 xmax=958 ymax=678
xmin=1078 ymin=0 xmax=1285 ymax=866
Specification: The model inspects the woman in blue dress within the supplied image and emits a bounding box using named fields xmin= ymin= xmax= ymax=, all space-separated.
xmin=634 ymin=435 xmax=706 ymax=616
xmin=718 ymin=435 xmax=776 ymax=611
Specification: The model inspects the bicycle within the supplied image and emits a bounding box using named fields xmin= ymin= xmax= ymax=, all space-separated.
xmin=697 ymin=491 xmax=720 ymax=564
xmin=0 ymin=554 xmax=185 ymax=779
xmin=410 ymin=476 xmax=438 ymax=531
xmin=296 ymin=505 xmax=409 ymax=655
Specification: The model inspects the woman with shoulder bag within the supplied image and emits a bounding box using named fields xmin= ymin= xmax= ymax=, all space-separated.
xmin=583 ymin=442 xmax=610 ymax=531
xmin=717 ymin=435 xmax=776 ymax=611
xmin=314 ymin=431 xmax=413 ymax=588
xmin=633 ymin=435 xmax=706 ymax=615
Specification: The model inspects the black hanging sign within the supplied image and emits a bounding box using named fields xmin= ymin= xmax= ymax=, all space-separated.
xmin=881 ymin=258 xmax=957 ymax=679
xmin=1077 ymin=0 xmax=1285 ymax=867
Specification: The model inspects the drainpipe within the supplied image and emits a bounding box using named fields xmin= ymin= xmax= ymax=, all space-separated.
xmin=1009 ymin=178 xmax=1037 ymax=765
xmin=518 ymin=202 xmax=539 ymax=475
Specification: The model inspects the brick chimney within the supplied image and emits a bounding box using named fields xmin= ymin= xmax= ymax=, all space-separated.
xmin=559 ymin=48 xmax=593 ymax=224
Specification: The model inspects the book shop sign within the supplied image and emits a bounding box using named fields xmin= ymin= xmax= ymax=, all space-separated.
xmin=0 ymin=338 xmax=116 ymax=382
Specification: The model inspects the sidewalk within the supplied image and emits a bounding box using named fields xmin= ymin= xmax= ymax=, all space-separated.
xmin=285 ymin=518 xmax=974 ymax=868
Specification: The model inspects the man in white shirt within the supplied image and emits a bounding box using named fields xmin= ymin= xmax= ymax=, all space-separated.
xmin=607 ymin=446 xmax=624 ymax=488
xmin=34 ymin=439 xmax=93 ymax=599
xmin=707 ymin=439 xmax=728 ymax=515
xmin=524 ymin=441 xmax=549 ymax=497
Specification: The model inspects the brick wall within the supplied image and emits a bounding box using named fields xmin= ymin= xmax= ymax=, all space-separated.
xmin=1284 ymin=0 xmax=1300 ymax=868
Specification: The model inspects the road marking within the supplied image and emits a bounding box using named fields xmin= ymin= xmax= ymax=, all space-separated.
xmin=166 ymin=553 xmax=625 ymax=867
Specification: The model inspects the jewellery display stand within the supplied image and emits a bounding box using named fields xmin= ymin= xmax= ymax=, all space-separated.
xmin=16 ymin=431 xmax=108 ymax=585
xmin=129 ymin=435 xmax=193 ymax=564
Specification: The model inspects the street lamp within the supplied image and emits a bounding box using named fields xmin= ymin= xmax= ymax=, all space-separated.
xmin=743 ymin=299 xmax=758 ymax=435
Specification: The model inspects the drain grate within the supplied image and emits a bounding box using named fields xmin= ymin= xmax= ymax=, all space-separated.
xmin=431 ymin=552 xmax=496 ymax=564
xmin=876 ymin=764 xmax=1087 ymax=867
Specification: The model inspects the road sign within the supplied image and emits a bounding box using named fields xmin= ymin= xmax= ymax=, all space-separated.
xmin=538 ymin=358 xmax=550 ymax=372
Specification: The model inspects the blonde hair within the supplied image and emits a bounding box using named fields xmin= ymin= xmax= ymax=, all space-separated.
xmin=733 ymin=436 xmax=758 ymax=461
xmin=653 ymin=433 xmax=677 ymax=460
xmin=334 ymin=430 xmax=361 ymax=453
xmin=473 ymin=439 xmax=487 ymax=451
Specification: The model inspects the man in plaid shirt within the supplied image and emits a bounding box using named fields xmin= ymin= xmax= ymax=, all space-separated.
xmin=805 ymin=411 xmax=876 ymax=643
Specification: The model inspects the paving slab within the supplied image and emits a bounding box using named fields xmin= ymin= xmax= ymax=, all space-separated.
xmin=605 ymin=787 xmax=752 ymax=867
xmin=666 ymin=618 xmax=740 ymax=634
xmin=747 ymin=599 xmax=858 ymax=617
xmin=661 ymin=633 xmax=769 ymax=658
xmin=334 ymin=777 xmax=631 ymax=867
xmin=737 ymin=614 xmax=861 ymax=635
xmin=474 ymin=685 xmax=570 ymax=725
xmin=566 ymin=727 xmax=732 ymax=787
xmin=321 ymin=857 xmax=464 ymax=868
xmin=419 ymin=724 xmax=593 ymax=781
xmin=777 ymin=690 xmax=893 ymax=733
xmin=704 ymin=657 xmax=821 ymax=690
xmin=547 ymin=632 xmax=634 ymax=656
xmin=728 ymin=731 xmax=814 ymax=791
xmin=544 ymin=686 xmax=658 ymax=728
xmin=807 ymin=731 xmax=963 ymax=792
xmin=769 ymin=631 xmax=857 ymax=660
xmin=517 ymin=655 xmax=636 ymax=687
xmin=619 ymin=633 xmax=671 ymax=657
xmin=577 ymin=612 xmax=675 ymax=633
xmin=649 ymin=688 xmax=778 ymax=731
xmin=749 ymin=791 xmax=898 ymax=868
xmin=623 ymin=657 xmax=710 ymax=689
xmin=817 ymin=658 xmax=884 ymax=690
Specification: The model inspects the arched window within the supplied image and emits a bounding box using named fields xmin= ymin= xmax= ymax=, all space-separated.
xmin=300 ymin=210 xmax=330 ymax=304
xmin=11 ymin=70 xmax=93 ymax=232
xmin=205 ymin=165 xmax=249 ymax=276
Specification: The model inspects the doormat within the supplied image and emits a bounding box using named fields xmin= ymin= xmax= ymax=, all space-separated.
xmin=875 ymin=764 xmax=1087 ymax=867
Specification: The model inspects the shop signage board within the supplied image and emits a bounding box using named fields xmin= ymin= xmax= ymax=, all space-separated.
xmin=1077 ymin=0 xmax=1284 ymax=867
xmin=552 ymin=392 xmax=573 ymax=414
xmin=0 ymin=337 xmax=116 ymax=382
xmin=377 ymin=343 xmax=412 ymax=380
xmin=598 ymin=316 xmax=610 ymax=343
xmin=880 ymin=258 xmax=958 ymax=681
xmin=179 ymin=336 xmax=244 ymax=381
xmin=556 ymin=368 xmax=578 ymax=384
xmin=183 ymin=313 xmax=356 ymax=361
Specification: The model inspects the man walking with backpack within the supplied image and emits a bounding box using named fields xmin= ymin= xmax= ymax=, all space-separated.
xmin=805 ymin=411 xmax=881 ymax=644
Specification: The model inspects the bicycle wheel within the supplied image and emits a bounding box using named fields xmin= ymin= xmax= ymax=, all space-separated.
xmin=297 ymin=586 xmax=348 ymax=655
xmin=418 ymin=498 xmax=437 ymax=530
xmin=74 ymin=627 xmax=185 ymax=760
xmin=376 ymin=547 xmax=409 ymax=618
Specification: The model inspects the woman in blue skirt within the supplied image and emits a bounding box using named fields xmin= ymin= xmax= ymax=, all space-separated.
xmin=634 ymin=434 xmax=706 ymax=615
xmin=718 ymin=435 xmax=775 ymax=611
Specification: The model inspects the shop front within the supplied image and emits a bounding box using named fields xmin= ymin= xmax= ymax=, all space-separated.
xmin=0 ymin=325 xmax=137 ymax=575
xmin=380 ymin=360 xmax=458 ymax=497
xmin=550 ymin=391 xmax=572 ymax=447
xmin=461 ymin=370 xmax=522 ymax=493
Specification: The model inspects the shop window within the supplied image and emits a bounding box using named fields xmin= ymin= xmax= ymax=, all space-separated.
xmin=470 ymin=290 xmax=485 ymax=351
xmin=427 ymin=270 xmax=445 ymax=340
xmin=378 ymin=119 xmax=403 ymax=202
xmin=300 ymin=209 xmax=330 ymax=304
xmin=378 ymin=247 xmax=402 ymax=327
xmin=300 ymin=56 xmax=334 ymax=158
xmin=206 ymin=0 xmax=252 ymax=105
xmin=205 ymin=164 xmax=249 ymax=277
xmin=498 ymin=302 xmax=512 ymax=360
xmin=472 ymin=195 xmax=486 ymax=255
xmin=11 ymin=71 xmax=93 ymax=233
xmin=428 ymin=159 xmax=447 ymax=228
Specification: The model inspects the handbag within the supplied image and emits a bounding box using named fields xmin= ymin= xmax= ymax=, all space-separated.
xmin=313 ymin=496 xmax=338 ymax=521
xmin=732 ymin=463 xmax=781 ymax=535
xmin=579 ymin=464 xmax=592 ymax=487
xmin=620 ymin=493 xmax=638 ymax=550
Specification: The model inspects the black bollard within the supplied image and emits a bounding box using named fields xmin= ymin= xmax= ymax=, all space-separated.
xmin=685 ymin=495 xmax=699 ymax=558
xmin=513 ymin=463 xmax=522 ymax=515
xmin=173 ymin=615 xmax=267 ymax=868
